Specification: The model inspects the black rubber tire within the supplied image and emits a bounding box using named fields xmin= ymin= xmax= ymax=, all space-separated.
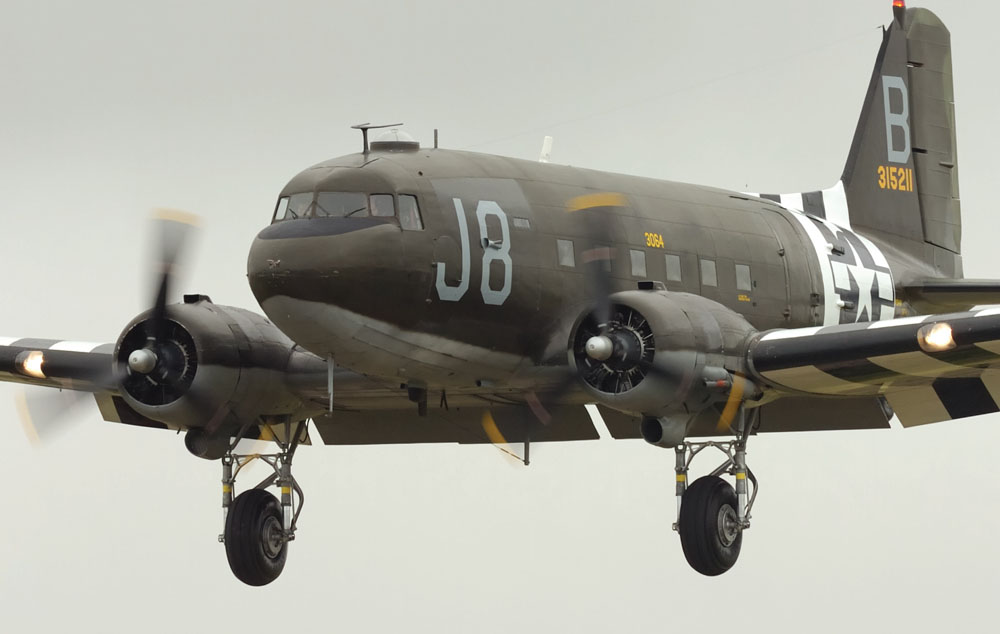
xmin=678 ymin=475 xmax=742 ymax=576
xmin=225 ymin=489 xmax=287 ymax=586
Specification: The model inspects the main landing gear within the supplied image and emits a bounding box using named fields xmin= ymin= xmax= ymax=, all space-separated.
xmin=672 ymin=419 xmax=758 ymax=576
xmin=219 ymin=420 xmax=306 ymax=586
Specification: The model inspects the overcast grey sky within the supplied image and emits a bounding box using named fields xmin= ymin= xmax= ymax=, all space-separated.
xmin=2 ymin=1 xmax=998 ymax=631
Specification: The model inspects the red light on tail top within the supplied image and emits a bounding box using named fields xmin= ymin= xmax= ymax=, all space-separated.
xmin=892 ymin=0 xmax=905 ymax=25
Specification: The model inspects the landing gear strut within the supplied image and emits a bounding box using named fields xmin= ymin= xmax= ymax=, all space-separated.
xmin=219 ymin=420 xmax=306 ymax=586
xmin=672 ymin=414 xmax=758 ymax=576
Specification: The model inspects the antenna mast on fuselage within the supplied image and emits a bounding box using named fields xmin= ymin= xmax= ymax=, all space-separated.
xmin=350 ymin=122 xmax=404 ymax=154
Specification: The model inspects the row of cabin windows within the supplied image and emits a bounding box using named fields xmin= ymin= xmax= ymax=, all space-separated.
xmin=274 ymin=192 xmax=423 ymax=230
xmin=702 ymin=260 xmax=751 ymax=291
xmin=555 ymin=239 xmax=752 ymax=291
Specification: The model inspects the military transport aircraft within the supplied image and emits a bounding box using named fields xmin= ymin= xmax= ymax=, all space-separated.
xmin=1 ymin=1 xmax=991 ymax=585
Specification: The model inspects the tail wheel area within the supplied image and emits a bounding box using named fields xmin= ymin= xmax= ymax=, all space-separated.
xmin=678 ymin=476 xmax=742 ymax=576
xmin=224 ymin=489 xmax=287 ymax=586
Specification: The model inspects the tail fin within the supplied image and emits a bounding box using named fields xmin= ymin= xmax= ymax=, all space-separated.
xmin=842 ymin=5 xmax=960 ymax=269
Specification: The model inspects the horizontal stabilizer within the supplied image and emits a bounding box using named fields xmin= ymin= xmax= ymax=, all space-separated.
xmin=902 ymin=279 xmax=1000 ymax=312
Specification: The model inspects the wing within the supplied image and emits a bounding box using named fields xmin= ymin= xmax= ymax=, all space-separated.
xmin=0 ymin=337 xmax=117 ymax=391
xmin=0 ymin=336 xmax=175 ymax=435
xmin=748 ymin=308 xmax=1000 ymax=427
xmin=1 ymin=335 xmax=601 ymax=445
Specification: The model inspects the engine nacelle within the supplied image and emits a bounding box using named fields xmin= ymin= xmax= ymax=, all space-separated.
xmin=114 ymin=296 xmax=325 ymax=435
xmin=568 ymin=290 xmax=757 ymax=419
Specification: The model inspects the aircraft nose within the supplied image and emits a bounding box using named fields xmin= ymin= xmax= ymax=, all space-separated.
xmin=247 ymin=217 xmax=400 ymax=304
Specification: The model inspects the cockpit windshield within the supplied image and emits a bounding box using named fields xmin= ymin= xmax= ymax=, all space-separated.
xmin=315 ymin=192 xmax=368 ymax=218
xmin=274 ymin=192 xmax=370 ymax=221
xmin=271 ymin=191 xmax=423 ymax=230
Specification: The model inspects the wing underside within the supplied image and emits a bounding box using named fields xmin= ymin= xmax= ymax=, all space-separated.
xmin=749 ymin=309 xmax=1000 ymax=427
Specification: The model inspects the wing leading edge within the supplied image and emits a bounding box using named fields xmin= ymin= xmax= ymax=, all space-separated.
xmin=748 ymin=308 xmax=1000 ymax=427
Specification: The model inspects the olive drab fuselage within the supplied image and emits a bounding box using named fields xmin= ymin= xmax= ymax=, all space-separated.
xmin=247 ymin=146 xmax=905 ymax=388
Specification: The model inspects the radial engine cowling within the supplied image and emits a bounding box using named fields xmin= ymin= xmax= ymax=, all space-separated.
xmin=569 ymin=290 xmax=758 ymax=418
xmin=114 ymin=296 xmax=322 ymax=436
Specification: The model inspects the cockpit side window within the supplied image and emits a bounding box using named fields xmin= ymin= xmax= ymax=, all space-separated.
xmin=399 ymin=195 xmax=423 ymax=231
xmin=315 ymin=192 xmax=368 ymax=218
xmin=273 ymin=193 xmax=313 ymax=222
xmin=274 ymin=197 xmax=289 ymax=222
xmin=370 ymin=194 xmax=395 ymax=217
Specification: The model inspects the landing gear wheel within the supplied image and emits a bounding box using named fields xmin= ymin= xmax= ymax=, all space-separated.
xmin=224 ymin=489 xmax=287 ymax=586
xmin=678 ymin=475 xmax=742 ymax=576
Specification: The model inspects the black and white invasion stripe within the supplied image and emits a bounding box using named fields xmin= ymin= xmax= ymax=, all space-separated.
xmin=0 ymin=337 xmax=115 ymax=390
xmin=748 ymin=308 xmax=1000 ymax=427
xmin=745 ymin=181 xmax=849 ymax=225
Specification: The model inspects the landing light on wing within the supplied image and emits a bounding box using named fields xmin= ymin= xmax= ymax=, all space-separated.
xmin=16 ymin=350 xmax=46 ymax=378
xmin=917 ymin=322 xmax=955 ymax=352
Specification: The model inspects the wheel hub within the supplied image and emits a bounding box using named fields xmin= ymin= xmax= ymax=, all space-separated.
xmin=716 ymin=504 xmax=740 ymax=547
xmin=261 ymin=515 xmax=285 ymax=559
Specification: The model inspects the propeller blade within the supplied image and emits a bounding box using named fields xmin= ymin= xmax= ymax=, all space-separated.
xmin=148 ymin=209 xmax=200 ymax=345
xmin=16 ymin=387 xmax=96 ymax=447
xmin=714 ymin=375 xmax=749 ymax=434
xmin=522 ymin=371 xmax=580 ymax=426
xmin=579 ymin=213 xmax=617 ymax=333
xmin=480 ymin=411 xmax=531 ymax=467
xmin=14 ymin=356 xmax=124 ymax=448
xmin=517 ymin=198 xmax=623 ymax=430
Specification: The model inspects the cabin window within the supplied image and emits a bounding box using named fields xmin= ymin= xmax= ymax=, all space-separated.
xmin=700 ymin=259 xmax=718 ymax=287
xmin=315 ymin=192 xmax=368 ymax=218
xmin=665 ymin=253 xmax=682 ymax=282
xmin=370 ymin=194 xmax=395 ymax=217
xmin=557 ymin=239 xmax=575 ymax=267
xmin=399 ymin=195 xmax=423 ymax=230
xmin=630 ymin=249 xmax=647 ymax=277
xmin=736 ymin=264 xmax=752 ymax=291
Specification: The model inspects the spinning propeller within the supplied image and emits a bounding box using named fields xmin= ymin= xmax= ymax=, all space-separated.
xmin=489 ymin=195 xmax=663 ymax=459
xmin=17 ymin=210 xmax=201 ymax=446
xmin=502 ymin=192 xmax=750 ymax=460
